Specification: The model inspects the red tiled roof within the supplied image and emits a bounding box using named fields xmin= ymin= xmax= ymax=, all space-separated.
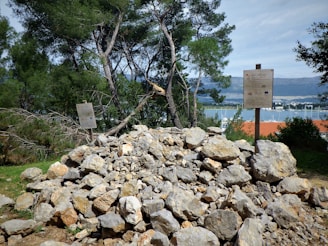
xmin=242 ymin=120 xmax=328 ymax=137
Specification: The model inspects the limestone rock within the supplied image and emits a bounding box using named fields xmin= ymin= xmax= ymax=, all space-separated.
xmin=266 ymin=194 xmax=304 ymax=228
xmin=277 ymin=176 xmax=312 ymax=200
xmin=165 ymin=187 xmax=207 ymax=221
xmin=98 ymin=212 xmax=126 ymax=233
xmin=119 ymin=196 xmax=143 ymax=225
xmin=0 ymin=194 xmax=15 ymax=208
xmin=309 ymin=186 xmax=328 ymax=209
xmin=235 ymin=218 xmax=263 ymax=246
xmin=171 ymin=226 xmax=220 ymax=246
xmin=93 ymin=189 xmax=120 ymax=213
xmin=184 ymin=127 xmax=206 ymax=149
xmin=251 ymin=140 xmax=297 ymax=183
xmin=20 ymin=167 xmax=43 ymax=182
xmin=47 ymin=161 xmax=69 ymax=179
xmin=67 ymin=145 xmax=90 ymax=164
xmin=80 ymin=154 xmax=105 ymax=173
xmin=150 ymin=209 xmax=180 ymax=235
xmin=14 ymin=192 xmax=34 ymax=211
xmin=34 ymin=203 xmax=55 ymax=223
xmin=201 ymin=135 xmax=241 ymax=161
xmin=217 ymin=164 xmax=251 ymax=186
xmin=204 ymin=209 xmax=242 ymax=241
xmin=1 ymin=219 xmax=37 ymax=236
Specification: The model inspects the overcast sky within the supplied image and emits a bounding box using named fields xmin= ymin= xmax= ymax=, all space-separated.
xmin=1 ymin=0 xmax=328 ymax=78
xmin=220 ymin=0 xmax=328 ymax=78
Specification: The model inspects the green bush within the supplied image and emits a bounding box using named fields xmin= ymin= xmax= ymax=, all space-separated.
xmin=225 ymin=108 xmax=253 ymax=142
xmin=277 ymin=117 xmax=327 ymax=151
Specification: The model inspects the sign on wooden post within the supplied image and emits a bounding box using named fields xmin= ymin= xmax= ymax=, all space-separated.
xmin=243 ymin=69 xmax=273 ymax=108
xmin=243 ymin=65 xmax=274 ymax=153
xmin=76 ymin=102 xmax=97 ymax=140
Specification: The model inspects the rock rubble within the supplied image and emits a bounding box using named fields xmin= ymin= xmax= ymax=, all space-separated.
xmin=1 ymin=125 xmax=328 ymax=245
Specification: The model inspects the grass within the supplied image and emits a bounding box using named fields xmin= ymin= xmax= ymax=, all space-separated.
xmin=292 ymin=148 xmax=328 ymax=175
xmin=0 ymin=160 xmax=55 ymax=199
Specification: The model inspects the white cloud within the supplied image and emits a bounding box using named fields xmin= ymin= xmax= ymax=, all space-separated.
xmin=220 ymin=0 xmax=328 ymax=78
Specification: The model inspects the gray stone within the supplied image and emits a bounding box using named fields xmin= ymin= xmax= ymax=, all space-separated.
xmin=266 ymin=194 xmax=304 ymax=228
xmin=62 ymin=168 xmax=80 ymax=180
xmin=89 ymin=183 xmax=109 ymax=199
xmin=40 ymin=240 xmax=71 ymax=246
xmin=201 ymin=135 xmax=241 ymax=161
xmin=176 ymin=166 xmax=197 ymax=183
xmin=119 ymin=196 xmax=143 ymax=225
xmin=171 ymin=226 xmax=220 ymax=246
xmin=204 ymin=209 xmax=242 ymax=241
xmin=234 ymin=139 xmax=255 ymax=153
xmin=309 ymin=186 xmax=328 ymax=209
xmin=26 ymin=179 xmax=61 ymax=192
xmin=228 ymin=186 xmax=259 ymax=219
xmin=217 ymin=164 xmax=251 ymax=186
xmin=184 ymin=127 xmax=206 ymax=149
xmin=277 ymin=176 xmax=312 ymax=200
xmin=235 ymin=218 xmax=263 ymax=246
xmin=150 ymin=209 xmax=180 ymax=235
xmin=47 ymin=161 xmax=69 ymax=179
xmin=81 ymin=172 xmax=104 ymax=188
xmin=81 ymin=154 xmax=105 ymax=173
xmin=166 ymin=187 xmax=207 ymax=221
xmin=93 ymin=189 xmax=120 ymax=213
xmin=142 ymin=199 xmax=165 ymax=217
xmin=1 ymin=219 xmax=37 ymax=236
xmin=34 ymin=203 xmax=55 ymax=223
xmin=251 ymin=140 xmax=297 ymax=183
xmin=98 ymin=212 xmax=126 ymax=233
xmin=151 ymin=231 xmax=170 ymax=246
xmin=0 ymin=194 xmax=15 ymax=208
xmin=198 ymin=170 xmax=214 ymax=184
xmin=207 ymin=126 xmax=223 ymax=135
xmin=68 ymin=145 xmax=91 ymax=164
xmin=202 ymin=158 xmax=222 ymax=174
xmin=201 ymin=186 xmax=220 ymax=203
xmin=15 ymin=192 xmax=34 ymax=211
xmin=159 ymin=167 xmax=178 ymax=183
xmin=20 ymin=167 xmax=43 ymax=182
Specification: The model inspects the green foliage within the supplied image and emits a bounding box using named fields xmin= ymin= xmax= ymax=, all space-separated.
xmin=224 ymin=108 xmax=253 ymax=142
xmin=277 ymin=117 xmax=327 ymax=151
xmin=294 ymin=22 xmax=328 ymax=85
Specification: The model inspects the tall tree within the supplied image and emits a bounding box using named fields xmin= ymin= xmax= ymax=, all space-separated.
xmin=9 ymin=0 xmax=234 ymax=131
xmin=187 ymin=0 xmax=234 ymax=126
xmin=294 ymin=22 xmax=328 ymax=85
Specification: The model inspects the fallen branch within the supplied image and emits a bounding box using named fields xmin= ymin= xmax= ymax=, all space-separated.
xmin=105 ymin=91 xmax=155 ymax=136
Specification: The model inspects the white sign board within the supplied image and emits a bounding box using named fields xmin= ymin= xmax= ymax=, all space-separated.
xmin=243 ymin=69 xmax=274 ymax=108
xmin=76 ymin=103 xmax=97 ymax=129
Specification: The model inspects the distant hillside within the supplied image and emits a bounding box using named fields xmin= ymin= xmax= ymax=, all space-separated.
xmin=198 ymin=76 xmax=326 ymax=104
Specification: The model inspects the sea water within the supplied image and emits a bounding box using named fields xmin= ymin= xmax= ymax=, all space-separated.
xmin=204 ymin=108 xmax=328 ymax=122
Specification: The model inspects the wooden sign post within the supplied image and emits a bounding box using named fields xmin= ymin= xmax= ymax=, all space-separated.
xmin=76 ymin=101 xmax=97 ymax=141
xmin=243 ymin=64 xmax=274 ymax=152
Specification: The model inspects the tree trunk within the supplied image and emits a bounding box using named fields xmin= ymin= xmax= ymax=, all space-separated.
xmin=192 ymin=69 xmax=202 ymax=127
xmin=159 ymin=18 xmax=183 ymax=129
xmin=93 ymin=12 xmax=123 ymax=116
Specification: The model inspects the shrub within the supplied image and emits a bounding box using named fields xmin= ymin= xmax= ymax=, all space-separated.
xmin=277 ymin=117 xmax=327 ymax=151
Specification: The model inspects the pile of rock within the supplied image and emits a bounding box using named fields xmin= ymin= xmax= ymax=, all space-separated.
xmin=1 ymin=125 xmax=328 ymax=245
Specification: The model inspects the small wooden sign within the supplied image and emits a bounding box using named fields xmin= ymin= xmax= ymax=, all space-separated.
xmin=76 ymin=103 xmax=97 ymax=129
xmin=243 ymin=69 xmax=274 ymax=108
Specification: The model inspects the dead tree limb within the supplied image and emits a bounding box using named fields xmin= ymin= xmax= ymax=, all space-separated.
xmin=105 ymin=91 xmax=155 ymax=136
